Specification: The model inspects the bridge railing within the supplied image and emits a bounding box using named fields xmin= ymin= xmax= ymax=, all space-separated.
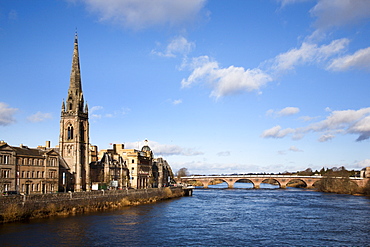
xmin=181 ymin=175 xmax=364 ymax=180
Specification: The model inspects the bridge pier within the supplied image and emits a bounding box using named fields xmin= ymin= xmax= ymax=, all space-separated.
xmin=279 ymin=180 xmax=288 ymax=189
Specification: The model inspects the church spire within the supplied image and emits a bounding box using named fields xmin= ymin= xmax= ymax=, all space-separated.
xmin=66 ymin=32 xmax=84 ymax=112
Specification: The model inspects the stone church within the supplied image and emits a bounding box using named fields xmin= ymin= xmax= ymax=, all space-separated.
xmin=59 ymin=34 xmax=91 ymax=192
xmin=0 ymin=34 xmax=174 ymax=194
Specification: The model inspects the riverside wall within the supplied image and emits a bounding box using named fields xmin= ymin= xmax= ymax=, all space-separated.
xmin=0 ymin=187 xmax=185 ymax=224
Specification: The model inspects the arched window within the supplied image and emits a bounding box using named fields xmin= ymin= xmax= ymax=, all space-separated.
xmin=67 ymin=124 xmax=74 ymax=140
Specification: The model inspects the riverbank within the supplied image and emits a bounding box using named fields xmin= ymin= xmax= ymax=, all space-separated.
xmin=0 ymin=187 xmax=184 ymax=224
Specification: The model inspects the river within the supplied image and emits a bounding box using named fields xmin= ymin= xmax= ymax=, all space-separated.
xmin=1 ymin=184 xmax=370 ymax=246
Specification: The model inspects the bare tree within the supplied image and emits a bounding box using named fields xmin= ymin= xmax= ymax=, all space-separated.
xmin=176 ymin=167 xmax=189 ymax=178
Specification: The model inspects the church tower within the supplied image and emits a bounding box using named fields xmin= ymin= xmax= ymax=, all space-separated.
xmin=59 ymin=33 xmax=90 ymax=191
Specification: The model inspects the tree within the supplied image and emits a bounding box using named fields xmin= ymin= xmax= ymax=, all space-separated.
xmin=316 ymin=166 xmax=359 ymax=194
xmin=176 ymin=167 xmax=189 ymax=178
xmin=297 ymin=168 xmax=314 ymax=176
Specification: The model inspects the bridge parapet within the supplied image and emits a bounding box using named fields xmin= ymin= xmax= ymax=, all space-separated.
xmin=181 ymin=175 xmax=367 ymax=189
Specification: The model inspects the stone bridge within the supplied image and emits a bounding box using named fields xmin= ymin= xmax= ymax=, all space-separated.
xmin=181 ymin=175 xmax=368 ymax=189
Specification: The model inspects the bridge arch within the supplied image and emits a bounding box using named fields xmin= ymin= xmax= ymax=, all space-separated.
xmin=208 ymin=178 xmax=229 ymax=189
xmin=260 ymin=178 xmax=281 ymax=189
xmin=233 ymin=179 xmax=254 ymax=189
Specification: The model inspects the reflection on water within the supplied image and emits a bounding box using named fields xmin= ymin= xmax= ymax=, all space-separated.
xmin=1 ymin=188 xmax=370 ymax=246
xmin=208 ymin=181 xmax=279 ymax=189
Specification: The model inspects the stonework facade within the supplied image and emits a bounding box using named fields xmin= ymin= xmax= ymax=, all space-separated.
xmin=0 ymin=141 xmax=60 ymax=194
xmin=0 ymin=33 xmax=174 ymax=194
xmin=59 ymin=34 xmax=90 ymax=192
xmin=92 ymin=141 xmax=174 ymax=189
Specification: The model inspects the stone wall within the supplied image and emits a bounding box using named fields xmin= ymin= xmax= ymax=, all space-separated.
xmin=0 ymin=187 xmax=184 ymax=223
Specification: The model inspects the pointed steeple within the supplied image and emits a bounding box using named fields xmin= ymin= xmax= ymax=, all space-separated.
xmin=66 ymin=32 xmax=84 ymax=112
xmin=84 ymin=101 xmax=89 ymax=113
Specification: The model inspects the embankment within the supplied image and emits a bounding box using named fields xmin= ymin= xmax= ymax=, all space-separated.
xmin=0 ymin=187 xmax=184 ymax=224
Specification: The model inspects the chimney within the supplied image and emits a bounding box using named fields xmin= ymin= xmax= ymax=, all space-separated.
xmin=46 ymin=141 xmax=51 ymax=148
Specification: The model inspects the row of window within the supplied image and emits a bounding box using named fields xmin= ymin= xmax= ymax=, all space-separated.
xmin=21 ymin=183 xmax=56 ymax=193
xmin=18 ymin=170 xmax=57 ymax=179
xmin=2 ymin=182 xmax=57 ymax=193
xmin=1 ymin=155 xmax=59 ymax=167
xmin=16 ymin=158 xmax=58 ymax=167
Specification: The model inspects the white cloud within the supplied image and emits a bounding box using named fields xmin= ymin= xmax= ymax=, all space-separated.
xmin=181 ymin=39 xmax=351 ymax=98
xmin=267 ymin=107 xmax=300 ymax=117
xmin=27 ymin=112 xmax=52 ymax=123
xmin=90 ymin=106 xmax=130 ymax=120
xmin=77 ymin=0 xmax=207 ymax=30
xmin=0 ymin=102 xmax=18 ymax=126
xmin=171 ymin=160 xmax=257 ymax=175
xmin=327 ymin=47 xmax=370 ymax=71
xmin=261 ymin=107 xmax=370 ymax=141
xmin=289 ymin=146 xmax=303 ymax=152
xmin=310 ymin=0 xmax=370 ymax=31
xmin=217 ymin=151 xmax=231 ymax=157
xmin=279 ymin=107 xmax=300 ymax=116
xmin=299 ymin=116 xmax=316 ymax=122
xmin=181 ymin=56 xmax=272 ymax=98
xmin=125 ymin=140 xmax=204 ymax=156
xmin=278 ymin=146 xmax=303 ymax=155
xmin=304 ymin=108 xmax=370 ymax=133
xmin=90 ymin=106 xmax=103 ymax=119
xmin=318 ymin=134 xmax=335 ymax=142
xmin=278 ymin=0 xmax=310 ymax=8
xmin=90 ymin=105 xmax=103 ymax=113
xmin=152 ymin=36 xmax=195 ymax=58
xmin=261 ymin=125 xmax=295 ymax=139
xmin=172 ymin=99 xmax=182 ymax=105
xmin=348 ymin=116 xmax=370 ymax=141
xmin=270 ymin=39 xmax=349 ymax=74
xmin=179 ymin=1 xmax=368 ymax=98
xmin=355 ymin=159 xmax=370 ymax=168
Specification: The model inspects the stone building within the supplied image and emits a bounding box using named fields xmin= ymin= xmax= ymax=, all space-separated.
xmin=360 ymin=167 xmax=370 ymax=178
xmin=0 ymin=141 xmax=60 ymax=194
xmin=93 ymin=141 xmax=174 ymax=189
xmin=95 ymin=143 xmax=151 ymax=189
xmin=0 ymin=33 xmax=176 ymax=193
xmin=152 ymin=157 xmax=174 ymax=188
xmin=90 ymin=149 xmax=129 ymax=190
xmin=58 ymin=33 xmax=90 ymax=192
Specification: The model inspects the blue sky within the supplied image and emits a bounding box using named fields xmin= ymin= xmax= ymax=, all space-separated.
xmin=1 ymin=0 xmax=370 ymax=175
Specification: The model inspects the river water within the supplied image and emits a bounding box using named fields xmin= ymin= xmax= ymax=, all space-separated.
xmin=1 ymin=184 xmax=370 ymax=246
